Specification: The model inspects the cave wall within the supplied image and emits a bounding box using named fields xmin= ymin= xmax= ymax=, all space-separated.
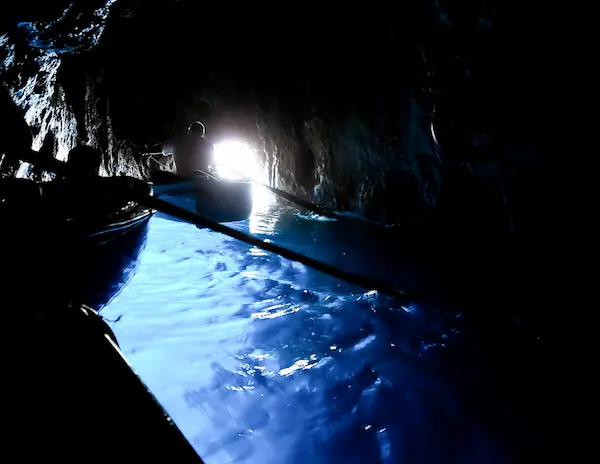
xmin=0 ymin=38 xmax=77 ymax=172
xmin=1 ymin=0 xmax=546 ymax=236
xmin=84 ymin=1 xmax=444 ymax=226
xmin=0 ymin=42 xmax=149 ymax=179
xmin=0 ymin=0 xmax=145 ymax=178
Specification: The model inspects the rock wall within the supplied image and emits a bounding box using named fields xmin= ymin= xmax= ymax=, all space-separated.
xmin=88 ymin=1 xmax=443 ymax=227
xmin=1 ymin=0 xmax=546 ymax=237
xmin=0 ymin=38 xmax=77 ymax=176
xmin=0 ymin=0 xmax=143 ymax=179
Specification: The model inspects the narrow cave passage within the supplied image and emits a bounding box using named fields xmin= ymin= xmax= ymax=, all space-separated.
xmin=1 ymin=1 xmax=548 ymax=463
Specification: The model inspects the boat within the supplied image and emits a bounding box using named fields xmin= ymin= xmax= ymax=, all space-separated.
xmin=150 ymin=169 xmax=253 ymax=224
xmin=7 ymin=301 xmax=203 ymax=461
xmin=1 ymin=176 xmax=155 ymax=310
xmin=0 ymin=171 xmax=202 ymax=460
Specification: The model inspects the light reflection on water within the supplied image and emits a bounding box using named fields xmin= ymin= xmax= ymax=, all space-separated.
xmin=102 ymin=195 xmax=511 ymax=464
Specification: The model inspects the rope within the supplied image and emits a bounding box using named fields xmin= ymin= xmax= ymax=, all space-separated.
xmin=142 ymin=152 xmax=173 ymax=171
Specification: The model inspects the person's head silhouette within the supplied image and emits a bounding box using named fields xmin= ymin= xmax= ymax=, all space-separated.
xmin=188 ymin=121 xmax=206 ymax=137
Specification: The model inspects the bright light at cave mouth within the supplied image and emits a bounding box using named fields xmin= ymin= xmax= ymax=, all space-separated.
xmin=211 ymin=140 xmax=273 ymax=208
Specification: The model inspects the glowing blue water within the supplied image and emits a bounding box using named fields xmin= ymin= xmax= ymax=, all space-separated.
xmin=102 ymin=191 xmax=516 ymax=464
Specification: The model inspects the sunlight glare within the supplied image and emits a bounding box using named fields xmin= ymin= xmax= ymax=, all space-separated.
xmin=212 ymin=140 xmax=273 ymax=210
xmin=212 ymin=141 xmax=259 ymax=181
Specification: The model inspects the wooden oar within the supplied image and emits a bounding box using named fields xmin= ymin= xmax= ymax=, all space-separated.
xmin=135 ymin=194 xmax=411 ymax=303
xmin=21 ymin=150 xmax=412 ymax=303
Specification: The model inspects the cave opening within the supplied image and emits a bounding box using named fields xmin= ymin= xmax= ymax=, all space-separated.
xmin=212 ymin=139 xmax=274 ymax=210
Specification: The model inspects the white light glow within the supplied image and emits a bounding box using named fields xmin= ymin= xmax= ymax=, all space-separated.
xmin=212 ymin=141 xmax=260 ymax=181
xmin=212 ymin=140 xmax=273 ymax=210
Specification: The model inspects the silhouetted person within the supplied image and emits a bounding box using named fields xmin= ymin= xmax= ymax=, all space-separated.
xmin=62 ymin=144 xmax=102 ymax=179
xmin=161 ymin=121 xmax=215 ymax=177
xmin=48 ymin=144 xmax=149 ymax=216
xmin=44 ymin=144 xmax=101 ymax=210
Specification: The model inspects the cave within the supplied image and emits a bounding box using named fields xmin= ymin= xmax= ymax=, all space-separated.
xmin=1 ymin=1 xmax=548 ymax=462
xmin=1 ymin=0 xmax=547 ymax=236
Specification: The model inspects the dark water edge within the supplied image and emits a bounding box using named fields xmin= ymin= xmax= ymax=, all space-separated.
xmin=99 ymin=193 xmax=548 ymax=464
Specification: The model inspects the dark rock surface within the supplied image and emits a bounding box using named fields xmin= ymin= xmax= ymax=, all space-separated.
xmin=1 ymin=0 xmax=546 ymax=237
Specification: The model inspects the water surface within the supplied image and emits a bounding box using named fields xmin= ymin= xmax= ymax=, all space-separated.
xmin=102 ymin=186 xmax=539 ymax=463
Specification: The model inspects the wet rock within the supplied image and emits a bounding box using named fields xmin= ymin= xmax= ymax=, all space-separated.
xmin=0 ymin=0 xmax=546 ymax=236
xmin=0 ymin=81 xmax=32 ymax=176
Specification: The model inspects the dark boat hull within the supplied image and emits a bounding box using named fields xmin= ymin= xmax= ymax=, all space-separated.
xmin=151 ymin=171 xmax=253 ymax=223
xmin=8 ymin=303 xmax=203 ymax=461
xmin=1 ymin=178 xmax=201 ymax=460
xmin=2 ymin=192 xmax=154 ymax=311
xmin=70 ymin=206 xmax=153 ymax=309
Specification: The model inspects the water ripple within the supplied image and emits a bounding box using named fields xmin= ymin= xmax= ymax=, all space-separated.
xmin=251 ymin=302 xmax=301 ymax=320
xmin=102 ymin=203 xmax=513 ymax=464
